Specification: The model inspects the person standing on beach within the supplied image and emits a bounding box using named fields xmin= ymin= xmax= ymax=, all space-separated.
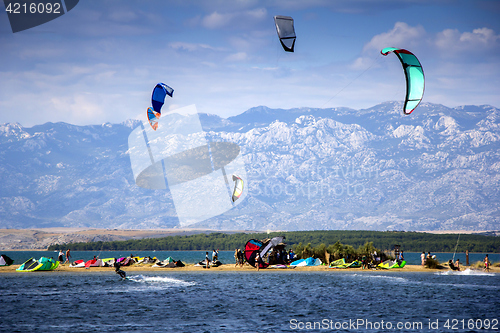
xmin=205 ymin=251 xmax=210 ymax=269
xmin=64 ymin=249 xmax=71 ymax=264
xmin=58 ymin=250 xmax=64 ymax=263
xmin=421 ymin=251 xmax=425 ymax=266
xmin=397 ymin=251 xmax=404 ymax=264
xmin=255 ymin=252 xmax=260 ymax=271
xmin=234 ymin=249 xmax=239 ymax=267
xmin=484 ymin=254 xmax=490 ymax=272
xmin=238 ymin=249 xmax=244 ymax=267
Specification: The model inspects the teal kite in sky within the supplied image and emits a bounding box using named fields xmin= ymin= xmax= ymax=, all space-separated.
xmin=381 ymin=47 xmax=425 ymax=115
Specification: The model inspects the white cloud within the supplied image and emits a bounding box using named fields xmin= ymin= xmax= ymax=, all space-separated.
xmin=246 ymin=7 xmax=267 ymax=20
xmin=360 ymin=23 xmax=500 ymax=60
xmin=362 ymin=22 xmax=426 ymax=52
xmin=225 ymin=52 xmax=248 ymax=62
xmin=435 ymin=27 xmax=500 ymax=55
xmin=200 ymin=8 xmax=267 ymax=30
xmin=108 ymin=9 xmax=138 ymax=23
xmin=349 ymin=55 xmax=381 ymax=71
xmin=202 ymin=11 xmax=233 ymax=29
xmin=169 ymin=42 xmax=225 ymax=52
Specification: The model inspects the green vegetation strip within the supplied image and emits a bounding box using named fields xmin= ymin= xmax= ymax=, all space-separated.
xmin=48 ymin=230 xmax=499 ymax=253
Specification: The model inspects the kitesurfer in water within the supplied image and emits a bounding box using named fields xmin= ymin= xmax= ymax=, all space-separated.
xmin=454 ymin=259 xmax=461 ymax=271
xmin=113 ymin=258 xmax=126 ymax=279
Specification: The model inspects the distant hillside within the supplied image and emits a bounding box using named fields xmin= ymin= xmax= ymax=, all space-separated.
xmin=1 ymin=102 xmax=500 ymax=231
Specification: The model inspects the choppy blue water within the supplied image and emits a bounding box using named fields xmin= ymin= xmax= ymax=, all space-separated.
xmin=0 ymin=270 xmax=498 ymax=333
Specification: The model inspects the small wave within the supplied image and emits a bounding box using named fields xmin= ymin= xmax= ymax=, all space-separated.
xmin=352 ymin=274 xmax=409 ymax=282
xmin=435 ymin=268 xmax=496 ymax=276
xmin=127 ymin=275 xmax=196 ymax=287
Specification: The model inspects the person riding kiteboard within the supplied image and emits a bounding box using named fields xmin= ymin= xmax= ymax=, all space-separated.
xmin=113 ymin=258 xmax=126 ymax=279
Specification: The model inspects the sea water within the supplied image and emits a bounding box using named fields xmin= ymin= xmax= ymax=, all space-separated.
xmin=0 ymin=270 xmax=498 ymax=332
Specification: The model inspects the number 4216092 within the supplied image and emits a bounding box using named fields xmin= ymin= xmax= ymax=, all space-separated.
xmin=443 ymin=319 xmax=498 ymax=330
xmin=5 ymin=2 xmax=61 ymax=14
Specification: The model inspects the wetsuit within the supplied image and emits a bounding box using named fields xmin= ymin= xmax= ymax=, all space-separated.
xmin=114 ymin=261 xmax=126 ymax=278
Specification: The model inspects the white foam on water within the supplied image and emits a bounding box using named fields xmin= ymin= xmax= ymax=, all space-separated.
xmin=352 ymin=274 xmax=409 ymax=283
xmin=435 ymin=268 xmax=496 ymax=276
xmin=127 ymin=275 xmax=196 ymax=287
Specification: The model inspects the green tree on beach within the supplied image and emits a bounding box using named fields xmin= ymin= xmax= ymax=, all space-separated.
xmin=48 ymin=230 xmax=500 ymax=254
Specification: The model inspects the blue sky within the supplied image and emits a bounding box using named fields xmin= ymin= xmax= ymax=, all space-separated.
xmin=0 ymin=0 xmax=499 ymax=127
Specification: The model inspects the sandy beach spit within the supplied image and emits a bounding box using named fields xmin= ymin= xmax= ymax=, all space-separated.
xmin=1 ymin=264 xmax=497 ymax=274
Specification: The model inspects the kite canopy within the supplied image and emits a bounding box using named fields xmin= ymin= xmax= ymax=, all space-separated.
xmin=85 ymin=259 xmax=103 ymax=268
xmin=16 ymin=258 xmax=42 ymax=271
xmin=381 ymin=47 xmax=425 ymax=115
xmin=16 ymin=257 xmax=59 ymax=272
xmin=377 ymin=259 xmax=406 ymax=269
xmin=244 ymin=236 xmax=285 ymax=269
xmin=231 ymin=174 xmax=244 ymax=202
xmin=290 ymin=257 xmax=322 ymax=266
xmin=0 ymin=254 xmax=13 ymax=266
xmin=274 ymin=15 xmax=296 ymax=52
xmin=151 ymin=83 xmax=174 ymax=114
xmin=147 ymin=107 xmax=160 ymax=131
xmin=244 ymin=239 xmax=270 ymax=269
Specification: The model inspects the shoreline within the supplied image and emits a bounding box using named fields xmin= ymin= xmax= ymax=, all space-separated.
xmin=1 ymin=264 xmax=498 ymax=274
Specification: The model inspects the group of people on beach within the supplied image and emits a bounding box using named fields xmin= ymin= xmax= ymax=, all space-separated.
xmin=421 ymin=251 xmax=493 ymax=271
xmin=233 ymin=248 xmax=297 ymax=269
xmin=57 ymin=249 xmax=71 ymax=264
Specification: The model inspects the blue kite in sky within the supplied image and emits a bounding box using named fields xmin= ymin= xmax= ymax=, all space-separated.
xmin=148 ymin=82 xmax=174 ymax=130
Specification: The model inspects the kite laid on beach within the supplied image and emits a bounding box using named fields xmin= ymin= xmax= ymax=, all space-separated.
xmin=274 ymin=15 xmax=296 ymax=52
xmin=245 ymin=239 xmax=265 ymax=268
xmin=147 ymin=82 xmax=174 ymax=130
xmin=381 ymin=47 xmax=424 ymax=115
xmin=16 ymin=257 xmax=59 ymax=272
xmin=244 ymin=236 xmax=285 ymax=269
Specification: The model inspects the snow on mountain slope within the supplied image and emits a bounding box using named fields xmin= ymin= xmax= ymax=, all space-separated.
xmin=0 ymin=102 xmax=499 ymax=231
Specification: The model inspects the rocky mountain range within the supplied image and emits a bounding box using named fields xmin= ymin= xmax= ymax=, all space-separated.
xmin=1 ymin=102 xmax=499 ymax=231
